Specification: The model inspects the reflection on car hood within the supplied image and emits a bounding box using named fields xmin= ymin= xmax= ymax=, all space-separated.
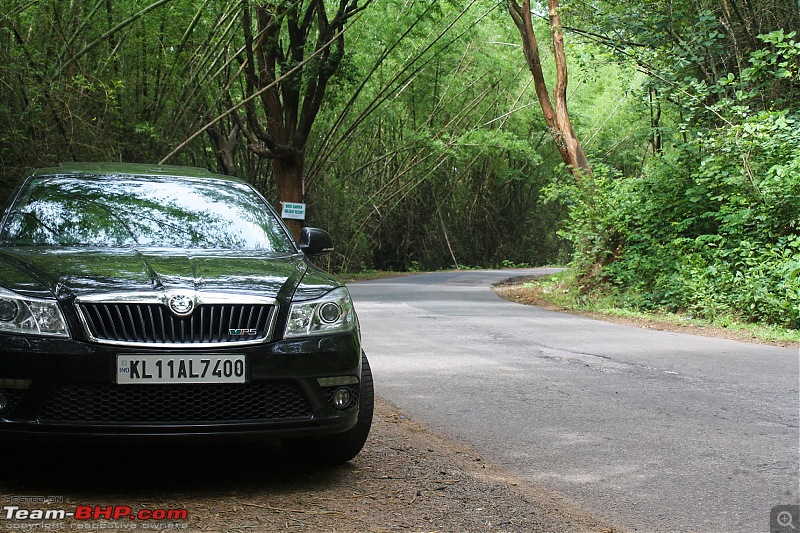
xmin=0 ymin=247 xmax=336 ymax=302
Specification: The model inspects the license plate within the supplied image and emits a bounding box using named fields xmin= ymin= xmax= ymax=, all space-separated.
xmin=116 ymin=354 xmax=246 ymax=384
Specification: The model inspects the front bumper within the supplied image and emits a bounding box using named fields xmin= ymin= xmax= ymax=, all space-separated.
xmin=0 ymin=331 xmax=361 ymax=441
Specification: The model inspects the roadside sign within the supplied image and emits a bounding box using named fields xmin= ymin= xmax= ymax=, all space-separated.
xmin=281 ymin=202 xmax=306 ymax=220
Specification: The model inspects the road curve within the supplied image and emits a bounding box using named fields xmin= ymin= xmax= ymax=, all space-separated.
xmin=349 ymin=268 xmax=800 ymax=533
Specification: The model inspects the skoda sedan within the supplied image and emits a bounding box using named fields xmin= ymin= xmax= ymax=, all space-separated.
xmin=0 ymin=163 xmax=372 ymax=464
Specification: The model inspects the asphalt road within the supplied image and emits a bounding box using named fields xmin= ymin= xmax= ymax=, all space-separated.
xmin=348 ymin=268 xmax=800 ymax=533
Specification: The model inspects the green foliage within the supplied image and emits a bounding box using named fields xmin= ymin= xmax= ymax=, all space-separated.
xmin=541 ymin=1 xmax=800 ymax=330
xmin=557 ymin=95 xmax=800 ymax=328
xmin=14 ymin=0 xmax=799 ymax=336
xmin=0 ymin=0 xmax=235 ymax=188
xmin=739 ymin=30 xmax=800 ymax=98
xmin=305 ymin=0 xmax=584 ymax=272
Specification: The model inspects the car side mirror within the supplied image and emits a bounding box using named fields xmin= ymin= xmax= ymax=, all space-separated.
xmin=299 ymin=227 xmax=334 ymax=256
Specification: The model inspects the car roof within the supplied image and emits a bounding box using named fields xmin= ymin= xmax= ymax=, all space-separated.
xmin=28 ymin=162 xmax=243 ymax=183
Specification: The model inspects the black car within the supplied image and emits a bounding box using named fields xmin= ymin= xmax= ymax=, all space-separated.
xmin=0 ymin=162 xmax=372 ymax=464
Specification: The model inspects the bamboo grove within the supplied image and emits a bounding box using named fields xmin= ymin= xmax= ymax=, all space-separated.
xmin=1 ymin=0 xmax=798 ymax=327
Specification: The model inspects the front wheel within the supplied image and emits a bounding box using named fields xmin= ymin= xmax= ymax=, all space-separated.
xmin=282 ymin=351 xmax=374 ymax=465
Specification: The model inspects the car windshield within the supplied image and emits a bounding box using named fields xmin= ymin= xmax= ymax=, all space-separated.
xmin=0 ymin=175 xmax=295 ymax=251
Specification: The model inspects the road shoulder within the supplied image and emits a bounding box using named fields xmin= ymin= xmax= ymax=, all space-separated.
xmin=493 ymin=275 xmax=800 ymax=349
xmin=0 ymin=398 xmax=621 ymax=532
xmin=232 ymin=397 xmax=622 ymax=532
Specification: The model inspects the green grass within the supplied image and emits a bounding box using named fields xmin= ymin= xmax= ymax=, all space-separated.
xmin=522 ymin=270 xmax=800 ymax=346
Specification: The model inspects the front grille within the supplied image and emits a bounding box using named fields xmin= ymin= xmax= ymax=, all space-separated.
xmin=78 ymin=303 xmax=274 ymax=345
xmin=39 ymin=381 xmax=311 ymax=423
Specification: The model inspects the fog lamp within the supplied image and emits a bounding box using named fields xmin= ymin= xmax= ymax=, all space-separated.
xmin=332 ymin=387 xmax=352 ymax=409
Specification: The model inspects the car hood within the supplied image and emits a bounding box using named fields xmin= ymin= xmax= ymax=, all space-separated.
xmin=0 ymin=247 xmax=338 ymax=303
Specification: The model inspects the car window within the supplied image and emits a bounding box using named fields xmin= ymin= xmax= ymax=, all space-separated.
xmin=0 ymin=175 xmax=295 ymax=251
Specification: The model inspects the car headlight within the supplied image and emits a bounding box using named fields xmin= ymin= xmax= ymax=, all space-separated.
xmin=285 ymin=287 xmax=355 ymax=338
xmin=0 ymin=287 xmax=69 ymax=337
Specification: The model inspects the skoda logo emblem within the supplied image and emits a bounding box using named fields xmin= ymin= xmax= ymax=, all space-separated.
xmin=168 ymin=294 xmax=194 ymax=316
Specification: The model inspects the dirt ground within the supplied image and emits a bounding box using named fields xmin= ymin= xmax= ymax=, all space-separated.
xmin=0 ymin=398 xmax=618 ymax=533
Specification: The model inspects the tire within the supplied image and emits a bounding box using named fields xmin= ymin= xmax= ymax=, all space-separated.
xmin=282 ymin=351 xmax=374 ymax=465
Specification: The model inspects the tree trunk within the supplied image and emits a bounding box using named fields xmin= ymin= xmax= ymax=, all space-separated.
xmin=208 ymin=123 xmax=240 ymax=177
xmin=507 ymin=0 xmax=591 ymax=178
xmin=273 ymin=153 xmax=305 ymax=240
xmin=237 ymin=1 xmax=371 ymax=240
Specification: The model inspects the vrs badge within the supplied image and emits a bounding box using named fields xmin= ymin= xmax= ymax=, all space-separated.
xmin=168 ymin=293 xmax=194 ymax=316
xmin=230 ymin=328 xmax=258 ymax=335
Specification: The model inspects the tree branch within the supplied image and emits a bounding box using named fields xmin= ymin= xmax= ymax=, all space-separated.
xmin=160 ymin=9 xmax=355 ymax=164
xmin=56 ymin=0 xmax=176 ymax=76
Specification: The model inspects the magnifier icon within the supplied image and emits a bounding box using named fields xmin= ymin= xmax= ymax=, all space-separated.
xmin=778 ymin=511 xmax=796 ymax=530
